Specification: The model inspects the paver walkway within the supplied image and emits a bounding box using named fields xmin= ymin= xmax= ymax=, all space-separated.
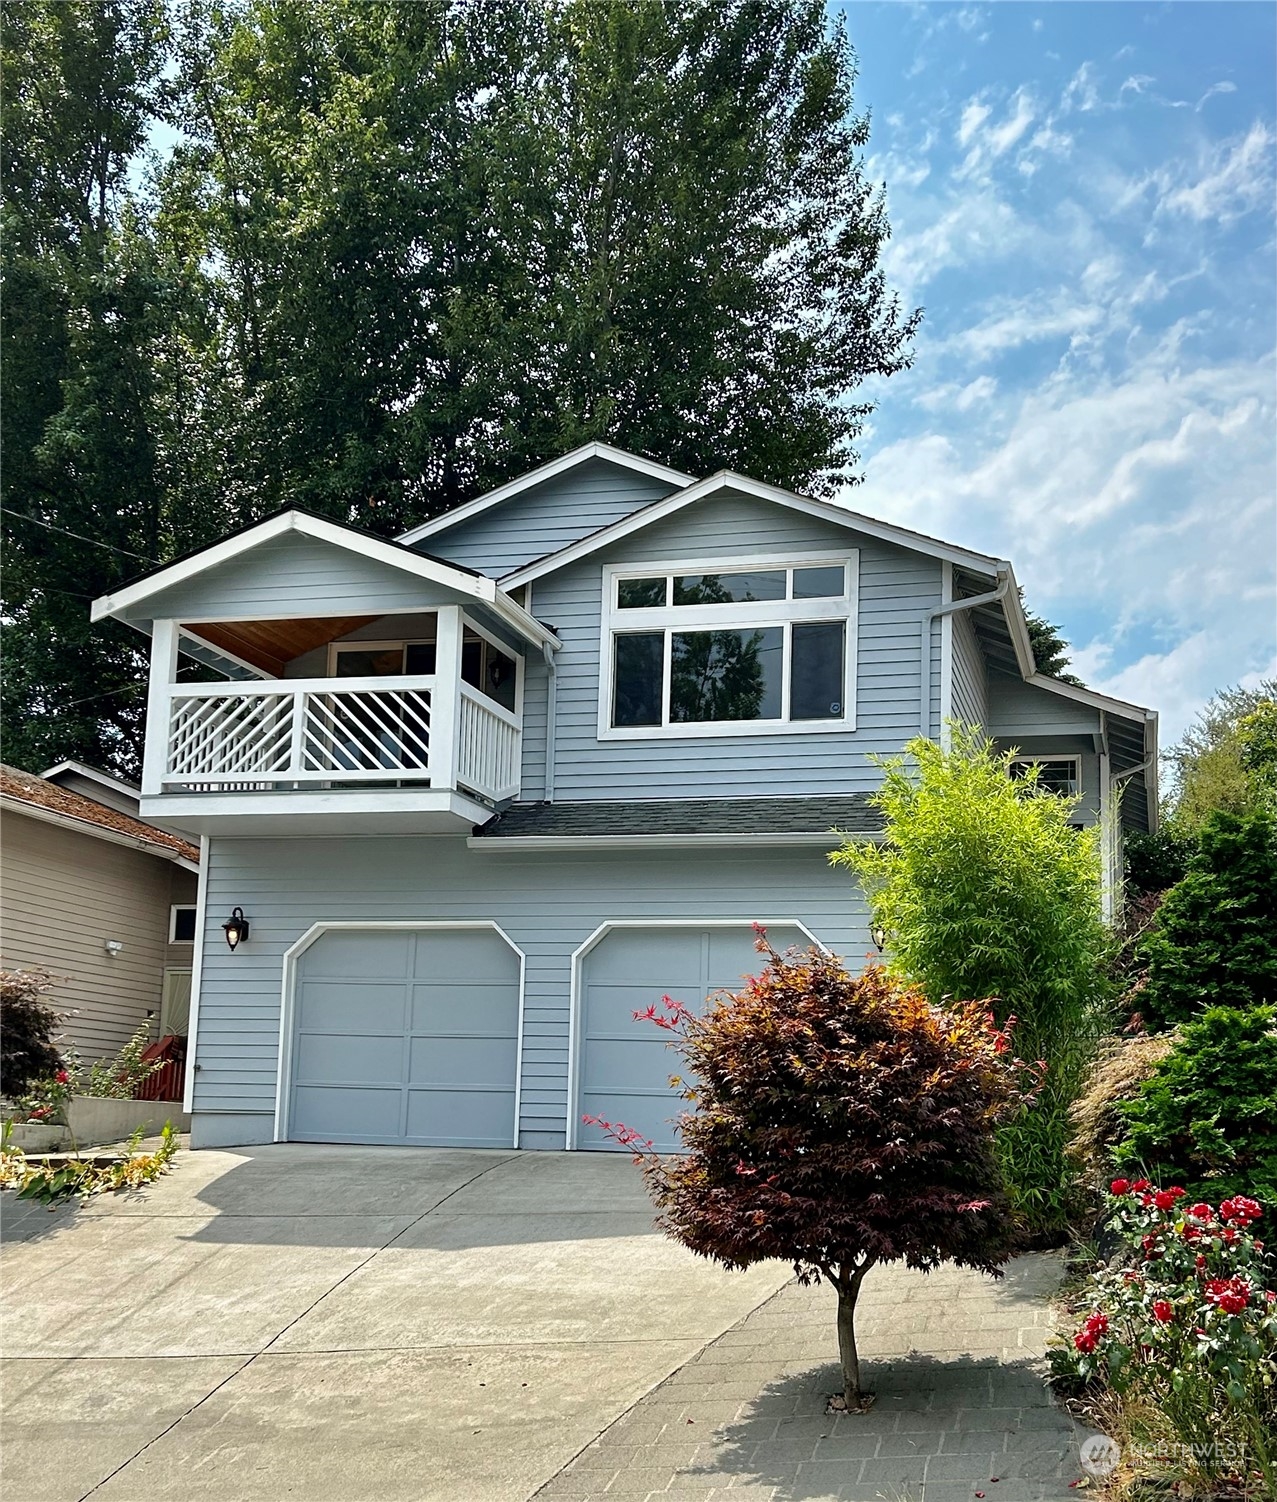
xmin=535 ymin=1254 xmax=1091 ymax=1502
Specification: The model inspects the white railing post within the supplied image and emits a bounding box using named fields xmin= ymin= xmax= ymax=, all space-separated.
xmin=288 ymin=684 xmax=307 ymax=778
xmin=431 ymin=606 xmax=463 ymax=791
xmin=142 ymin=619 xmax=180 ymax=795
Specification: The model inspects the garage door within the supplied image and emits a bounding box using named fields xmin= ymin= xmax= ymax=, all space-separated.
xmin=289 ymin=927 xmax=520 ymax=1147
xmin=576 ymin=923 xmax=809 ymax=1152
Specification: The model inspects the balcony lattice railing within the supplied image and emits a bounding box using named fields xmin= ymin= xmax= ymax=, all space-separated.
xmin=161 ymin=674 xmax=520 ymax=803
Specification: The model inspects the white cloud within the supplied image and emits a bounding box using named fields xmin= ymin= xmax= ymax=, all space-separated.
xmin=957 ymin=99 xmax=992 ymax=147
xmin=1061 ymin=62 xmax=1101 ymax=114
xmin=1196 ymin=80 xmax=1238 ymax=111
xmin=851 ymin=347 xmax=1277 ymax=740
xmin=1155 ymin=121 xmax=1277 ymax=223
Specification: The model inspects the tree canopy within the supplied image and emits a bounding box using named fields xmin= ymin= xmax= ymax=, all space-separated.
xmin=3 ymin=0 xmax=922 ymax=776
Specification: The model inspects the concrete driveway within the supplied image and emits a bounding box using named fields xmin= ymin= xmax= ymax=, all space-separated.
xmin=0 ymin=1145 xmax=789 ymax=1502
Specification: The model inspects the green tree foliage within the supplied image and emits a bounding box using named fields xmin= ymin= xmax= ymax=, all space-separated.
xmin=832 ymin=728 xmax=1111 ymax=1236
xmin=1022 ymin=600 xmax=1083 ymax=686
xmin=1123 ymin=827 xmax=1195 ymax=898
xmin=1 ymin=0 xmax=174 ymax=775
xmin=1114 ymin=1006 xmax=1277 ymax=1207
xmin=3 ymin=0 xmax=919 ymax=774
xmin=593 ymin=945 xmax=1030 ymax=1410
xmin=1164 ymin=682 xmax=1277 ymax=838
xmin=1137 ymin=810 xmax=1277 ymax=1031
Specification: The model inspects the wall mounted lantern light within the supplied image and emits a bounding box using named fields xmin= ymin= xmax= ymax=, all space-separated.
xmin=222 ymin=907 xmax=250 ymax=951
xmin=870 ymin=921 xmax=887 ymax=953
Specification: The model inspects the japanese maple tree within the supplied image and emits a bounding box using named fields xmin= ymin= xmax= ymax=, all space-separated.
xmin=589 ymin=933 xmax=1038 ymax=1410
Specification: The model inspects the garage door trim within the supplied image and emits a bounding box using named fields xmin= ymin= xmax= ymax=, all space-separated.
xmin=274 ymin=921 xmax=526 ymax=1144
xmin=566 ymin=918 xmax=825 ymax=1150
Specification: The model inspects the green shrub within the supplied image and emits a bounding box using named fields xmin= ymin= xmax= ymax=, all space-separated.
xmin=1138 ymin=810 xmax=1277 ymax=1030
xmin=77 ymin=1025 xmax=161 ymax=1099
xmin=832 ymin=726 xmax=1112 ymax=1238
xmin=0 ymin=968 xmax=64 ymax=1097
xmin=1112 ymin=1006 xmax=1277 ymax=1207
xmin=1123 ymin=827 xmax=1193 ymax=897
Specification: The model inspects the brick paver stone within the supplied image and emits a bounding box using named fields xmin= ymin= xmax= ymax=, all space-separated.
xmin=534 ymin=1253 xmax=1090 ymax=1502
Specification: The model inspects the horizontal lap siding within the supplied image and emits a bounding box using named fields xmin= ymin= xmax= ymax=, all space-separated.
xmin=0 ymin=813 xmax=176 ymax=1061
xmin=116 ymin=536 xmax=473 ymax=626
xmin=951 ymin=611 xmax=989 ymax=730
xmin=529 ymin=490 xmax=942 ymax=798
xmin=196 ymin=836 xmax=868 ymax=1141
xmin=424 ymin=461 xmax=680 ymax=577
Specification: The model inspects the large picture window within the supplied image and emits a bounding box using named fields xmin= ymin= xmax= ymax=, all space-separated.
xmin=602 ymin=555 xmax=856 ymax=737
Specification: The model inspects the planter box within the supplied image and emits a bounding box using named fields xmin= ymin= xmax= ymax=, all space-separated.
xmin=64 ymin=1096 xmax=189 ymax=1147
xmin=4 ymin=1097 xmax=190 ymax=1153
xmin=4 ymin=1122 xmax=67 ymax=1153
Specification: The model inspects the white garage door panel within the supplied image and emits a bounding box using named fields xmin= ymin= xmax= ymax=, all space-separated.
xmin=290 ymin=927 xmax=520 ymax=1147
xmin=577 ymin=923 xmax=809 ymax=1153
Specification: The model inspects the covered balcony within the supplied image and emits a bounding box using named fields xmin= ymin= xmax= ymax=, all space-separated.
xmin=90 ymin=510 xmax=557 ymax=836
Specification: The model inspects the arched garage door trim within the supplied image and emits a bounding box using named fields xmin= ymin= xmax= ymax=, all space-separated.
xmin=566 ymin=918 xmax=827 ymax=1150
xmin=274 ymin=921 xmax=526 ymax=1145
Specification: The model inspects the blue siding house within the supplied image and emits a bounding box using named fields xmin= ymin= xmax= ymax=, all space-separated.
xmin=91 ymin=443 xmax=1158 ymax=1153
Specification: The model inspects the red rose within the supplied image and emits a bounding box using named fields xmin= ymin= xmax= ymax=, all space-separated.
xmin=1188 ymin=1203 xmax=1213 ymax=1221
xmin=1083 ymin=1312 xmax=1109 ymax=1337
xmin=1153 ymin=1189 xmax=1180 ymax=1211
xmin=1074 ymin=1330 xmax=1097 ymax=1354
xmin=1130 ymin=1178 xmax=1151 ymax=1193
xmin=1196 ymin=1254 xmax=1207 ymax=1270
xmin=1110 ymin=1178 xmax=1130 ymax=1195
xmin=55 ymin=1069 xmax=69 ymax=1084
xmin=1152 ymin=1300 xmax=1174 ymax=1323
xmin=1205 ymin=1277 xmax=1251 ymax=1315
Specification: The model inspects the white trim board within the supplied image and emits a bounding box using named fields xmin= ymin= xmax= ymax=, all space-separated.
xmin=397 ymin=442 xmax=696 ymax=546
xmin=566 ymin=917 xmax=829 ymax=1150
xmin=40 ymin=761 xmax=141 ymax=799
xmin=90 ymin=510 xmax=559 ymax=653
xmin=467 ymin=831 xmax=878 ymax=851
xmin=500 ymin=470 xmax=1009 ymax=591
xmin=183 ymin=835 xmax=211 ymax=1113
xmin=273 ymin=920 xmax=527 ymax=1147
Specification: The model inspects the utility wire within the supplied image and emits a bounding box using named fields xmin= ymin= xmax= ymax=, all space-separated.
xmin=1 ymin=507 xmax=158 ymax=563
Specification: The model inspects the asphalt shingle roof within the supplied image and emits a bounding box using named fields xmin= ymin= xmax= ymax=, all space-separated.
xmin=473 ymin=795 xmax=882 ymax=839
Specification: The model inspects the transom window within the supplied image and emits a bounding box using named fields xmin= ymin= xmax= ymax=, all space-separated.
xmin=1009 ymin=756 xmax=1081 ymax=797
xmin=602 ymin=556 xmax=857 ymax=737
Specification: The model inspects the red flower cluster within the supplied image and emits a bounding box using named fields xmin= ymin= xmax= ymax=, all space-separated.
xmin=1074 ymin=1311 xmax=1109 ymax=1353
xmin=1205 ymin=1277 xmax=1252 ymax=1315
xmin=54 ymin=1069 xmax=70 ymax=1085
xmin=1220 ymin=1196 xmax=1263 ymax=1227
xmin=1151 ymin=1299 xmax=1174 ymax=1323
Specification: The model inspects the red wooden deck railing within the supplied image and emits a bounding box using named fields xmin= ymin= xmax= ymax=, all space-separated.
xmin=133 ymin=1035 xmax=187 ymax=1103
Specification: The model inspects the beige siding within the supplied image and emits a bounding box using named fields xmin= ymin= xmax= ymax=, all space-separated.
xmin=0 ymin=810 xmax=190 ymax=1062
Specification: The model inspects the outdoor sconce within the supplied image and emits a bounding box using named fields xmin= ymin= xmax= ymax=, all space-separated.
xmin=222 ymin=907 xmax=250 ymax=951
xmin=870 ymin=922 xmax=887 ymax=953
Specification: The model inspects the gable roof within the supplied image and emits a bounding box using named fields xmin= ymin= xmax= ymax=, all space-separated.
xmin=396 ymin=442 xmax=696 ymax=547
xmin=41 ymin=760 xmax=141 ymax=799
xmin=1 ymin=765 xmax=199 ymax=867
xmin=90 ymin=509 xmax=558 ymax=651
xmin=498 ymin=469 xmax=1009 ymax=590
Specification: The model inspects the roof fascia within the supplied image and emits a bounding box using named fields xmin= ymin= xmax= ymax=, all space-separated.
xmin=39 ymin=761 xmax=141 ymax=797
xmin=499 ymin=471 xmax=1005 ymax=590
xmin=90 ymin=512 xmax=557 ymax=651
xmin=1024 ymin=671 xmax=1156 ymax=727
xmin=1 ymin=795 xmax=199 ymax=868
xmin=466 ymin=830 xmax=883 ymax=850
xmin=397 ymin=443 xmax=697 ymax=546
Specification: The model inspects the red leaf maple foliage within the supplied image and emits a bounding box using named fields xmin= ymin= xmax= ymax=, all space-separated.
xmin=589 ymin=932 xmax=1038 ymax=1409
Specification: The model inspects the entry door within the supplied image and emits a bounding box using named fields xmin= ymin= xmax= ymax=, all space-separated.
xmin=160 ymin=969 xmax=192 ymax=1037
xmin=576 ymin=923 xmax=809 ymax=1152
xmin=289 ymin=927 xmax=520 ymax=1147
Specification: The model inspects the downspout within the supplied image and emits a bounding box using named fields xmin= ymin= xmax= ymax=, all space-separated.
xmin=919 ymin=568 xmax=1012 ymax=737
xmin=542 ymin=639 xmax=557 ymax=803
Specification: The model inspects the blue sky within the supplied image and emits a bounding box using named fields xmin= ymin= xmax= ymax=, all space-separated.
xmin=831 ymin=1 xmax=1276 ymax=742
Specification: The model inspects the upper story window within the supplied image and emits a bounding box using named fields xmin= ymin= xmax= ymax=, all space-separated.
xmin=1009 ymin=755 xmax=1081 ymax=797
xmin=330 ymin=628 xmax=517 ymax=714
xmin=600 ymin=554 xmax=857 ymax=739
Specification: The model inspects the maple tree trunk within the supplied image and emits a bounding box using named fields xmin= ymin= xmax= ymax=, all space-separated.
xmin=836 ymin=1260 xmax=874 ymax=1411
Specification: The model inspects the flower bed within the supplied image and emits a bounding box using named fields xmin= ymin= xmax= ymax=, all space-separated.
xmin=1053 ymin=1180 xmax=1277 ymax=1497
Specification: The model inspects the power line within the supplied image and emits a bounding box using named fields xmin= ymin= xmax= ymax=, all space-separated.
xmin=1 ymin=508 xmax=158 ymax=563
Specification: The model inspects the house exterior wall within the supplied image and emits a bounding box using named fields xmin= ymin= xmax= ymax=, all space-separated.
xmin=423 ymin=459 xmax=681 ymax=577
xmin=192 ymin=834 xmax=868 ymax=1148
xmin=520 ymin=489 xmax=945 ymax=800
xmin=0 ymin=810 xmax=194 ymax=1062
xmin=111 ymin=535 xmax=477 ymax=628
xmin=950 ymin=610 xmax=989 ymax=729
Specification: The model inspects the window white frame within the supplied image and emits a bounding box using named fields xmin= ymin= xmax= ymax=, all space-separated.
xmin=1008 ymin=754 xmax=1082 ymax=797
xmin=326 ymin=619 xmax=524 ymax=720
xmin=597 ymin=550 xmax=859 ymax=740
xmin=169 ymin=904 xmax=197 ymax=944
xmin=326 ymin=637 xmax=438 ymax=676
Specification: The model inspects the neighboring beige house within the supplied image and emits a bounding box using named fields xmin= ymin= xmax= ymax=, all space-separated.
xmin=0 ymin=764 xmax=200 ymax=1062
